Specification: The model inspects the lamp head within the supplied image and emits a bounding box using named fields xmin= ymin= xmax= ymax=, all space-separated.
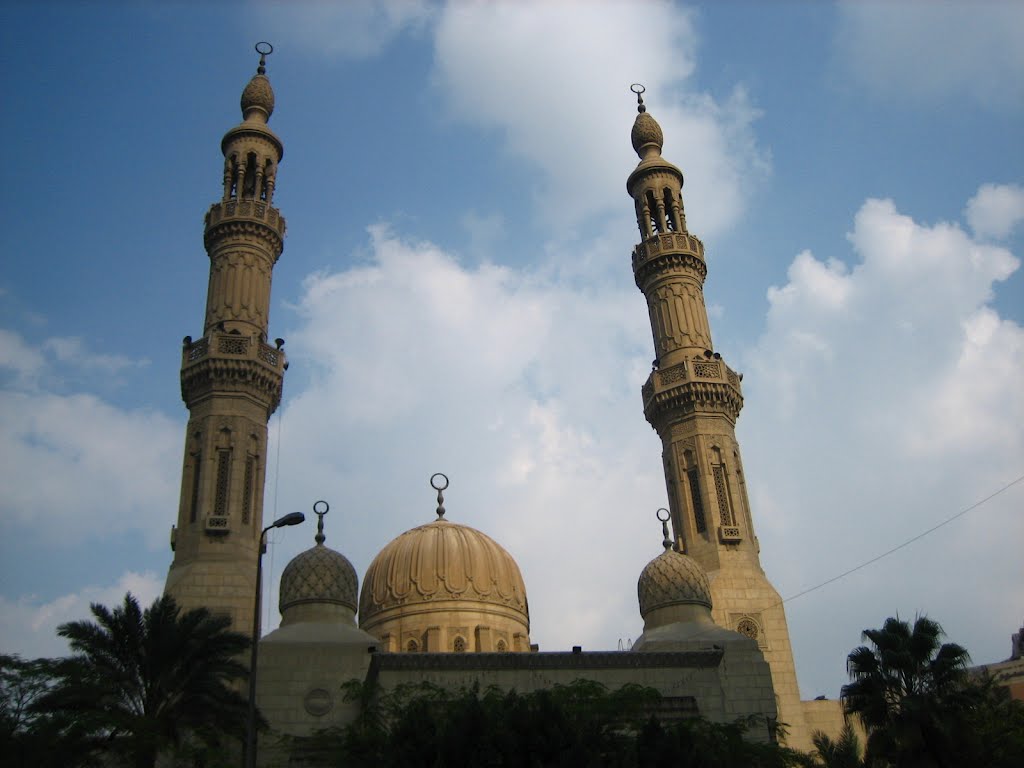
xmin=273 ymin=511 xmax=305 ymax=528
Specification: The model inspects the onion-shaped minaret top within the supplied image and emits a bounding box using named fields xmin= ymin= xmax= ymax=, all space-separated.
xmin=240 ymin=42 xmax=275 ymax=122
xmin=630 ymin=84 xmax=664 ymax=159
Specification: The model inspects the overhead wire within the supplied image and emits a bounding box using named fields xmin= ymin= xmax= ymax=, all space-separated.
xmin=626 ymin=472 xmax=1024 ymax=652
xmin=779 ymin=472 xmax=1024 ymax=606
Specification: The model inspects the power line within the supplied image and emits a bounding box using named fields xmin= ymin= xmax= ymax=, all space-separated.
xmin=780 ymin=472 xmax=1024 ymax=606
xmin=623 ymin=472 xmax=1024 ymax=651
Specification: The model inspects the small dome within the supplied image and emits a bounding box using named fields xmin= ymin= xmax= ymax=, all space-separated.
xmin=241 ymin=74 xmax=275 ymax=121
xmin=280 ymin=544 xmax=358 ymax=613
xmin=631 ymin=111 xmax=664 ymax=158
xmin=359 ymin=518 xmax=529 ymax=628
xmin=638 ymin=548 xmax=712 ymax=618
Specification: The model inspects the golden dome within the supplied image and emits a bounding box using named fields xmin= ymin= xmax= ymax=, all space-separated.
xmin=358 ymin=518 xmax=529 ymax=632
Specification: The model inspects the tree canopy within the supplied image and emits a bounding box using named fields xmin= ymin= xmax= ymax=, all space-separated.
xmin=839 ymin=614 xmax=1024 ymax=768
xmin=19 ymin=593 xmax=253 ymax=768
xmin=285 ymin=678 xmax=808 ymax=768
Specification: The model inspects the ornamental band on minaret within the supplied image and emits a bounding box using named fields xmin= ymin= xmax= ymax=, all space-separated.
xmin=165 ymin=44 xmax=287 ymax=637
xmin=627 ymin=85 xmax=811 ymax=749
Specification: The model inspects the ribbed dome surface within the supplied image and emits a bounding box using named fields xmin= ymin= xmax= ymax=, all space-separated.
xmin=359 ymin=519 xmax=529 ymax=624
xmin=280 ymin=544 xmax=358 ymax=613
xmin=241 ymin=74 xmax=275 ymax=119
xmin=638 ymin=549 xmax=712 ymax=617
xmin=631 ymin=111 xmax=664 ymax=157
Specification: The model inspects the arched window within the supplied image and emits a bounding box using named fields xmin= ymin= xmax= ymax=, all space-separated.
xmin=646 ymin=189 xmax=660 ymax=233
xmin=710 ymin=446 xmax=735 ymax=527
xmin=683 ymin=449 xmax=706 ymax=534
xmin=406 ymin=639 xmax=419 ymax=653
xmin=663 ymin=188 xmax=676 ymax=231
xmin=495 ymin=639 xmax=508 ymax=652
xmin=453 ymin=636 xmax=467 ymax=653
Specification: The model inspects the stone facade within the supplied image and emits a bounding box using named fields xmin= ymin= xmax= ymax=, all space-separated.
xmin=165 ymin=57 xmax=834 ymax=765
xmin=626 ymin=88 xmax=811 ymax=749
xmin=164 ymin=48 xmax=287 ymax=638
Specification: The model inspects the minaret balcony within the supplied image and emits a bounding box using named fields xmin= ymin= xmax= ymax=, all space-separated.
xmin=641 ymin=357 xmax=744 ymax=426
xmin=180 ymin=332 xmax=286 ymax=413
xmin=632 ymin=231 xmax=705 ymax=271
xmin=182 ymin=332 xmax=285 ymax=371
xmin=206 ymin=198 xmax=285 ymax=233
xmin=203 ymin=199 xmax=286 ymax=254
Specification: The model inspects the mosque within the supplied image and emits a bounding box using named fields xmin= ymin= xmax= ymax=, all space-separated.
xmin=163 ymin=47 xmax=847 ymax=760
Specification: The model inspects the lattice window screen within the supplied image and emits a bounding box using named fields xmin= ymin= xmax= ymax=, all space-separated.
xmin=189 ymin=452 xmax=202 ymax=523
xmin=713 ymin=464 xmax=734 ymax=526
xmin=241 ymin=455 xmax=255 ymax=525
xmin=213 ymin=449 xmax=231 ymax=516
xmin=687 ymin=467 xmax=707 ymax=533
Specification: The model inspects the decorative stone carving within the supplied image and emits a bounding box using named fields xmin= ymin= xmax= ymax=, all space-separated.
xmin=736 ymin=617 xmax=759 ymax=640
xmin=692 ymin=360 xmax=720 ymax=379
xmin=643 ymin=378 xmax=744 ymax=425
xmin=658 ymin=363 xmax=687 ymax=385
xmin=180 ymin=354 xmax=285 ymax=414
xmin=303 ymin=688 xmax=333 ymax=717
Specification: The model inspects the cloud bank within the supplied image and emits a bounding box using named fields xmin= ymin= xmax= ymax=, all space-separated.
xmin=740 ymin=187 xmax=1023 ymax=696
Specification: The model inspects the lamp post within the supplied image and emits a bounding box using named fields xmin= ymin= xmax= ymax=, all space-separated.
xmin=245 ymin=510 xmax=304 ymax=768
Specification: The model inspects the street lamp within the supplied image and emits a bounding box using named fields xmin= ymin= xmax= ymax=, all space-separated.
xmin=245 ymin=510 xmax=305 ymax=768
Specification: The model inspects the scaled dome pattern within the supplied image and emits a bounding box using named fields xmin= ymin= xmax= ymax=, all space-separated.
xmin=241 ymin=73 xmax=275 ymax=119
xmin=280 ymin=544 xmax=358 ymax=613
xmin=359 ymin=518 xmax=529 ymax=626
xmin=638 ymin=548 xmax=713 ymax=618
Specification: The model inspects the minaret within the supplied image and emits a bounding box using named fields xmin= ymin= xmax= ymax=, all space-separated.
xmin=626 ymin=86 xmax=809 ymax=747
xmin=165 ymin=44 xmax=287 ymax=637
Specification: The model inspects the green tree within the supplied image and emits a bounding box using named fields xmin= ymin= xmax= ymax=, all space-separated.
xmin=840 ymin=615 xmax=971 ymax=768
xmin=288 ymin=678 xmax=806 ymax=767
xmin=808 ymin=724 xmax=864 ymax=768
xmin=0 ymin=654 xmax=100 ymax=768
xmin=34 ymin=593 xmax=253 ymax=768
xmin=944 ymin=671 xmax=1024 ymax=768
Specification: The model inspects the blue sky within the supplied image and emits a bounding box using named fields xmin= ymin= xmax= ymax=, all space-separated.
xmin=1 ymin=1 xmax=1022 ymax=701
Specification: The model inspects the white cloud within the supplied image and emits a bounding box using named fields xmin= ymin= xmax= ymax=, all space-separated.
xmin=0 ymin=330 xmax=147 ymax=390
xmin=0 ymin=389 xmax=180 ymax=547
xmin=965 ymin=183 xmax=1024 ymax=241
xmin=835 ymin=1 xmax=1024 ymax=109
xmin=0 ymin=329 xmax=45 ymax=383
xmin=432 ymin=0 xmax=768 ymax=237
xmin=0 ymin=570 xmax=163 ymax=659
xmin=741 ymin=191 xmax=1023 ymax=697
xmin=263 ymin=187 xmax=1023 ymax=697
xmin=264 ymin=225 xmax=665 ymax=650
xmin=253 ymin=0 xmax=433 ymax=60
xmin=41 ymin=336 xmax=147 ymax=374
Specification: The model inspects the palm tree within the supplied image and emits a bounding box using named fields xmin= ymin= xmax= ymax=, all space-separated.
xmin=810 ymin=724 xmax=864 ymax=768
xmin=840 ymin=615 xmax=970 ymax=768
xmin=36 ymin=593 xmax=251 ymax=768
